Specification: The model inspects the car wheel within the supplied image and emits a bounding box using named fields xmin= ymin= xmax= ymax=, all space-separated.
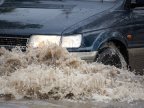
xmin=96 ymin=42 xmax=127 ymax=69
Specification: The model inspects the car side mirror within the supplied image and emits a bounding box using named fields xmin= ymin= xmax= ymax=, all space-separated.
xmin=131 ymin=0 xmax=144 ymax=8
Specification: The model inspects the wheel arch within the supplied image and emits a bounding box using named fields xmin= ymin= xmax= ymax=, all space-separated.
xmin=109 ymin=39 xmax=129 ymax=65
xmin=92 ymin=30 xmax=129 ymax=65
xmin=97 ymin=39 xmax=129 ymax=65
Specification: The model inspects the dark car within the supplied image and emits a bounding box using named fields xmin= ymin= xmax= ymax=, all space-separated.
xmin=0 ymin=0 xmax=144 ymax=73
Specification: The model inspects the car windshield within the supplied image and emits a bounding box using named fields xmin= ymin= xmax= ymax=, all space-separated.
xmin=2 ymin=0 xmax=117 ymax=3
xmin=80 ymin=0 xmax=116 ymax=1
xmin=16 ymin=0 xmax=117 ymax=2
xmin=50 ymin=0 xmax=116 ymax=2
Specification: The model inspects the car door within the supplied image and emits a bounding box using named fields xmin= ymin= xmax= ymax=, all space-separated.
xmin=128 ymin=6 xmax=144 ymax=73
xmin=129 ymin=7 xmax=144 ymax=47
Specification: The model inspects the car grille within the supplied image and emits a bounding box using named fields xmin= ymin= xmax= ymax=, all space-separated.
xmin=0 ymin=37 xmax=29 ymax=46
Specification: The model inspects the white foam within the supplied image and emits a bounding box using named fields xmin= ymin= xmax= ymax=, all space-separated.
xmin=0 ymin=45 xmax=143 ymax=102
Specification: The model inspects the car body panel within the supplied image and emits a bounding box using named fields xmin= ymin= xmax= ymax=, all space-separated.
xmin=127 ymin=7 xmax=144 ymax=73
xmin=0 ymin=0 xmax=115 ymax=35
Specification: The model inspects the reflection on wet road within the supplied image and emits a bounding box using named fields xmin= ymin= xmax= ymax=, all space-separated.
xmin=0 ymin=100 xmax=144 ymax=108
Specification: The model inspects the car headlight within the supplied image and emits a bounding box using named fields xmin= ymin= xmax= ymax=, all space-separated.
xmin=29 ymin=35 xmax=61 ymax=48
xmin=29 ymin=34 xmax=82 ymax=48
xmin=61 ymin=34 xmax=82 ymax=48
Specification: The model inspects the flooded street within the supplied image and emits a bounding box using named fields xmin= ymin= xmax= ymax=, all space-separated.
xmin=0 ymin=44 xmax=144 ymax=107
xmin=0 ymin=0 xmax=143 ymax=107
xmin=0 ymin=100 xmax=144 ymax=108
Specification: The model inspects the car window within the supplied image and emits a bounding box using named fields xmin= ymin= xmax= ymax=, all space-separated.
xmin=133 ymin=7 xmax=144 ymax=14
xmin=85 ymin=0 xmax=116 ymax=1
xmin=134 ymin=7 xmax=144 ymax=10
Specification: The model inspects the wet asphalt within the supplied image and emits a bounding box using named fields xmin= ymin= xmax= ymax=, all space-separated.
xmin=0 ymin=100 xmax=144 ymax=108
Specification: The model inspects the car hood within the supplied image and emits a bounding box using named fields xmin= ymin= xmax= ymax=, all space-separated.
xmin=0 ymin=0 xmax=115 ymax=35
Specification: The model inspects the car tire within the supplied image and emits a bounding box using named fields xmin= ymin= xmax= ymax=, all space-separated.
xmin=96 ymin=42 xmax=127 ymax=69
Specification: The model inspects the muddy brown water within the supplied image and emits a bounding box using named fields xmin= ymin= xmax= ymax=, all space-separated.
xmin=0 ymin=44 xmax=144 ymax=105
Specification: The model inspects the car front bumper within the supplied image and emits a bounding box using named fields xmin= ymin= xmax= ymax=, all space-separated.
xmin=71 ymin=51 xmax=98 ymax=62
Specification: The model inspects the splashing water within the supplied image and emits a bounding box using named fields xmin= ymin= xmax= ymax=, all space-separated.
xmin=0 ymin=44 xmax=144 ymax=102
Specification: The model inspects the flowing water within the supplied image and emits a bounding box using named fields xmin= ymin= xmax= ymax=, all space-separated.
xmin=0 ymin=44 xmax=144 ymax=104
